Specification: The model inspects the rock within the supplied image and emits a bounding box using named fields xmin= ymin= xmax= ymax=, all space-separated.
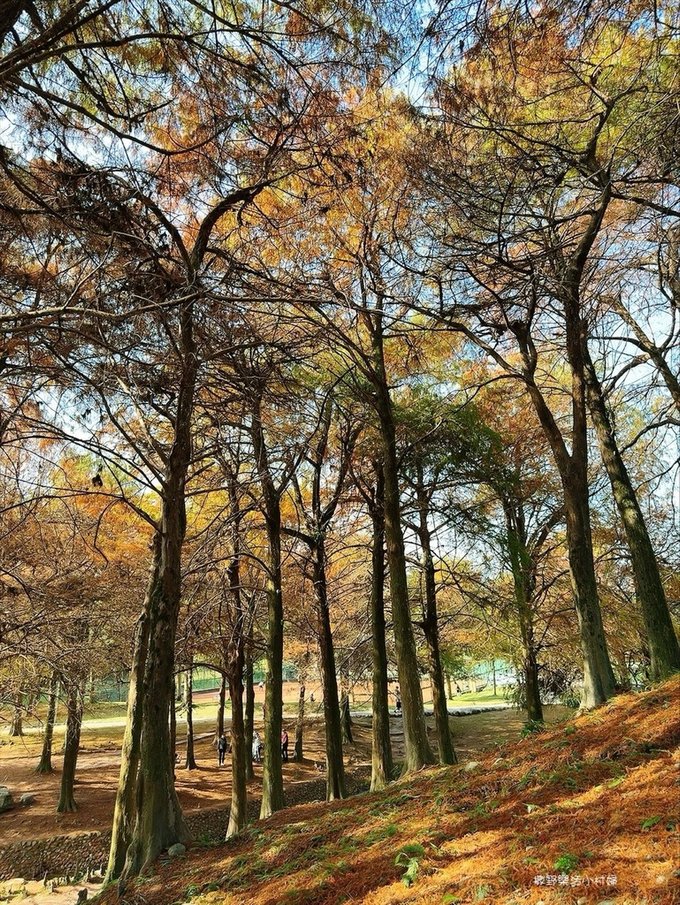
xmin=77 ymin=888 xmax=88 ymax=903
xmin=464 ymin=761 xmax=480 ymax=772
xmin=20 ymin=792 xmax=36 ymax=806
xmin=0 ymin=785 xmax=13 ymax=812
xmin=167 ymin=843 xmax=186 ymax=859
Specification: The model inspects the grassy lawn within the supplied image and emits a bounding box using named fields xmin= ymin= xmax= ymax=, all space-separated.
xmin=449 ymin=688 xmax=511 ymax=705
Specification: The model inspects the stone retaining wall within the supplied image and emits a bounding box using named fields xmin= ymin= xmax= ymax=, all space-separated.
xmin=0 ymin=771 xmax=370 ymax=881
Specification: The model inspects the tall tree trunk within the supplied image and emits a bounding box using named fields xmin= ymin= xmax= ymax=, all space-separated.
xmin=86 ymin=667 xmax=96 ymax=704
xmin=505 ymin=508 xmax=543 ymax=723
xmin=225 ymin=466 xmax=248 ymax=838
xmin=251 ymin=396 xmax=285 ymax=819
xmin=120 ymin=302 xmax=196 ymax=881
xmin=294 ymin=680 xmax=306 ymax=762
xmin=57 ymin=680 xmax=84 ymax=813
xmin=36 ymin=672 xmax=59 ymax=774
xmin=244 ymin=642 xmax=255 ymax=782
xmin=517 ymin=256 xmax=616 ymax=710
xmin=584 ymin=348 xmax=680 ymax=680
xmin=9 ymin=692 xmax=23 ymax=736
xmin=563 ymin=467 xmax=617 ymax=708
xmin=226 ymin=672 xmax=247 ymax=837
xmin=523 ymin=366 xmax=615 ymax=707
xmin=416 ymin=473 xmax=455 ymax=765
xmin=121 ymin=531 xmax=189 ymax=879
xmin=215 ymin=674 xmax=227 ymax=743
xmin=313 ymin=540 xmax=345 ymax=801
xmin=184 ymin=662 xmax=197 ymax=770
xmin=369 ymin=470 xmax=393 ymax=791
xmin=259 ymin=507 xmax=284 ymax=819
xmin=562 ymin=274 xmax=616 ymax=707
xmin=340 ymin=689 xmax=353 ymax=745
xmin=369 ymin=316 xmax=434 ymax=772
xmin=377 ymin=397 xmax=434 ymax=770
xmin=170 ymin=676 xmax=177 ymax=772
xmin=106 ymin=601 xmax=152 ymax=882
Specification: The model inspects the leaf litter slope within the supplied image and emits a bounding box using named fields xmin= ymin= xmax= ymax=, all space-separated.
xmin=103 ymin=677 xmax=680 ymax=905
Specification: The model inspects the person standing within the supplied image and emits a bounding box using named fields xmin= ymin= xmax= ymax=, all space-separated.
xmin=252 ymin=730 xmax=263 ymax=763
xmin=217 ymin=733 xmax=228 ymax=766
xmin=281 ymin=729 xmax=289 ymax=762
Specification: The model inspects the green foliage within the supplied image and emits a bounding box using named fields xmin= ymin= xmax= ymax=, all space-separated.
xmin=640 ymin=816 xmax=662 ymax=830
xmin=395 ymin=853 xmax=420 ymax=887
xmin=363 ymin=823 xmax=398 ymax=845
xmin=395 ymin=843 xmax=426 ymax=887
xmin=520 ymin=719 xmax=545 ymax=738
xmin=553 ymin=853 xmax=579 ymax=873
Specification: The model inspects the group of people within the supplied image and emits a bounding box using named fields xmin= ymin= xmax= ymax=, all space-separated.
xmin=251 ymin=729 xmax=289 ymax=763
xmin=217 ymin=729 xmax=290 ymax=766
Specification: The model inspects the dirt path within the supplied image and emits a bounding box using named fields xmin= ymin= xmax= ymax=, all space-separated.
xmin=0 ymin=706 xmax=570 ymax=844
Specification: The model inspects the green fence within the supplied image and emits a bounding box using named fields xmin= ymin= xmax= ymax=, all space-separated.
xmin=94 ymin=662 xmax=300 ymax=701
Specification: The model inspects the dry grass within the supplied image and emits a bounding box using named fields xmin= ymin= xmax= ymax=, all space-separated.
xmin=100 ymin=678 xmax=680 ymax=905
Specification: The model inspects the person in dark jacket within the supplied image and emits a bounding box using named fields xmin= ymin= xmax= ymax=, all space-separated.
xmin=217 ymin=733 xmax=228 ymax=766
xmin=281 ymin=729 xmax=289 ymax=762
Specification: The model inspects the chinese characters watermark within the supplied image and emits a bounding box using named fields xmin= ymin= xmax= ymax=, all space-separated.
xmin=533 ymin=874 xmax=617 ymax=887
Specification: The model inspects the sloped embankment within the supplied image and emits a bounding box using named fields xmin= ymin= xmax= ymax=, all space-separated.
xmin=104 ymin=678 xmax=680 ymax=905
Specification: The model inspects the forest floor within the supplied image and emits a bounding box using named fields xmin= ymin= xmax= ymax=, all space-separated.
xmin=86 ymin=677 xmax=679 ymax=905
xmin=0 ymin=705 xmax=559 ymax=843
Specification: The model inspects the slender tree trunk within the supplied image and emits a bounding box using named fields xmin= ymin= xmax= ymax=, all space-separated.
xmin=584 ymin=349 xmax=680 ymax=680
xmin=505 ymin=510 xmax=544 ymax=723
xmin=245 ymin=643 xmax=255 ymax=782
xmin=121 ymin=548 xmax=189 ymax=879
xmin=259 ymin=504 xmax=284 ymax=817
xmin=369 ymin=472 xmax=393 ymax=791
xmin=376 ymin=387 xmax=434 ymax=771
xmin=415 ymin=476 xmax=455 ymax=765
xmin=57 ymin=680 xmax=84 ymax=813
xmin=224 ymin=466 xmax=248 ymax=838
xmin=184 ymin=663 xmax=197 ymax=770
xmin=216 ymin=675 xmax=227 ymax=743
xmin=106 ymin=601 xmax=152 ymax=882
xmin=36 ymin=672 xmax=59 ymax=774
xmin=294 ymin=681 xmax=305 ymax=761
xmin=564 ymin=286 xmax=616 ymax=707
xmin=170 ymin=676 xmax=177 ymax=772
xmin=313 ymin=540 xmax=345 ymax=800
xmin=86 ymin=668 xmax=96 ymax=704
xmin=251 ymin=396 xmax=285 ymax=819
xmin=518 ymin=270 xmax=616 ymax=710
xmin=9 ymin=693 xmax=23 ymax=737
xmin=226 ymin=672 xmax=247 ymax=837
xmin=120 ymin=302 xmax=196 ymax=881
xmin=523 ymin=373 xmax=616 ymax=708
xmin=340 ymin=690 xmax=353 ymax=745
xmin=563 ymin=469 xmax=616 ymax=708
xmin=615 ymin=651 xmax=632 ymax=692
